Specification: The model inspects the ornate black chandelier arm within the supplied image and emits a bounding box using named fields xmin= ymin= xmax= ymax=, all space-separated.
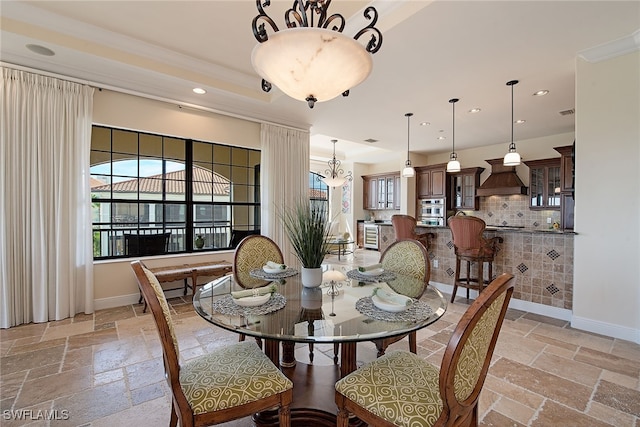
xmin=253 ymin=0 xmax=382 ymax=54
xmin=252 ymin=0 xmax=279 ymax=43
xmin=353 ymin=6 xmax=382 ymax=54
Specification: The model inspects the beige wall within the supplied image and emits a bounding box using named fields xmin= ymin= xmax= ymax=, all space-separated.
xmin=92 ymin=90 xmax=261 ymax=307
xmin=573 ymin=52 xmax=640 ymax=342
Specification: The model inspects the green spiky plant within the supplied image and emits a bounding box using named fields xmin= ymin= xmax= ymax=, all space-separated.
xmin=280 ymin=199 xmax=333 ymax=268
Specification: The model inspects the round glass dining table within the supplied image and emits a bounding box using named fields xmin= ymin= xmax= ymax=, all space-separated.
xmin=193 ymin=266 xmax=447 ymax=426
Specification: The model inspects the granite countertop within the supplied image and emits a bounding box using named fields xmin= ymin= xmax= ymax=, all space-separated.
xmin=358 ymin=220 xmax=576 ymax=234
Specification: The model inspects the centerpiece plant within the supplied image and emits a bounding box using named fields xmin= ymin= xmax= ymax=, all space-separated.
xmin=280 ymin=199 xmax=333 ymax=287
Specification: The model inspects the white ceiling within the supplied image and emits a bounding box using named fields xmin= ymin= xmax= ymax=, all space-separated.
xmin=2 ymin=1 xmax=639 ymax=163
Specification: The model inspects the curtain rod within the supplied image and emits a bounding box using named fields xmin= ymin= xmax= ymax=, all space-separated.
xmin=1 ymin=61 xmax=310 ymax=133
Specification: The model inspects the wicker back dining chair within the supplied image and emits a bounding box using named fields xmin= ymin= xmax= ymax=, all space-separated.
xmin=374 ymin=239 xmax=431 ymax=356
xmin=233 ymin=235 xmax=284 ymax=289
xmin=335 ymin=273 xmax=515 ymax=427
xmin=131 ymin=260 xmax=293 ymax=427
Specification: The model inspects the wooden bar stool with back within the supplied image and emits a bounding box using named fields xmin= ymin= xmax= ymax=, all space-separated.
xmin=448 ymin=215 xmax=503 ymax=303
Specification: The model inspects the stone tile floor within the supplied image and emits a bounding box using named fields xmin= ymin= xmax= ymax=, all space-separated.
xmin=1 ymin=249 xmax=639 ymax=426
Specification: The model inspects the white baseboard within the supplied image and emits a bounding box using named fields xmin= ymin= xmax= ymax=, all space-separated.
xmin=429 ymin=281 xmax=572 ymax=321
xmin=93 ymin=288 xmax=188 ymax=311
xmin=430 ymin=280 xmax=639 ymax=343
xmin=571 ymin=315 xmax=640 ymax=344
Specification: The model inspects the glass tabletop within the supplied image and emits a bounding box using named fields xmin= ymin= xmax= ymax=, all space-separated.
xmin=193 ymin=266 xmax=447 ymax=344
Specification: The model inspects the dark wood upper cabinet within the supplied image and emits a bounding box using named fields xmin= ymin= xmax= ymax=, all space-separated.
xmin=449 ymin=167 xmax=484 ymax=210
xmin=554 ymin=145 xmax=574 ymax=193
xmin=416 ymin=164 xmax=447 ymax=198
xmin=524 ymin=158 xmax=561 ymax=209
xmin=362 ymin=172 xmax=400 ymax=210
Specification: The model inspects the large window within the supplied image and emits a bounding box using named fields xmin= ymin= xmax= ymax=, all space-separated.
xmin=90 ymin=126 xmax=260 ymax=259
xmin=309 ymin=172 xmax=329 ymax=213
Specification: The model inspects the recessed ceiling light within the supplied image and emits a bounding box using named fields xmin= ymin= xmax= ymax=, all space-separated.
xmin=193 ymin=88 xmax=206 ymax=95
xmin=515 ymin=119 xmax=526 ymax=124
xmin=468 ymin=108 xmax=481 ymax=113
xmin=437 ymin=136 xmax=446 ymax=140
xmin=420 ymin=122 xmax=430 ymax=126
xmin=533 ymin=90 xmax=549 ymax=96
xmin=26 ymin=44 xmax=55 ymax=56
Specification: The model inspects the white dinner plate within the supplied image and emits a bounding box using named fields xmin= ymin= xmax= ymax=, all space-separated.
xmin=360 ymin=268 xmax=384 ymax=276
xmin=233 ymin=293 xmax=271 ymax=307
xmin=371 ymin=294 xmax=411 ymax=312
xmin=263 ymin=266 xmax=283 ymax=274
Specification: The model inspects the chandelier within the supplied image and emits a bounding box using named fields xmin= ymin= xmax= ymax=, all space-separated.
xmin=251 ymin=0 xmax=383 ymax=108
xmin=322 ymin=139 xmax=352 ymax=188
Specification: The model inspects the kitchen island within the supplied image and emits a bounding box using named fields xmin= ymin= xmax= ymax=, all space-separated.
xmin=373 ymin=222 xmax=575 ymax=311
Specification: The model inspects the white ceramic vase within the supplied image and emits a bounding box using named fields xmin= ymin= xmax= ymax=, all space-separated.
xmin=301 ymin=287 xmax=323 ymax=309
xmin=300 ymin=267 xmax=323 ymax=288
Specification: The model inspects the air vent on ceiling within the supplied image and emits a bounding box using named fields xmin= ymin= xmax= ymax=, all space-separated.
xmin=364 ymin=138 xmax=378 ymax=143
xmin=559 ymin=108 xmax=575 ymax=116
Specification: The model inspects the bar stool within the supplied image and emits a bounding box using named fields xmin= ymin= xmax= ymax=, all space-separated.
xmin=448 ymin=215 xmax=503 ymax=303
xmin=391 ymin=214 xmax=435 ymax=250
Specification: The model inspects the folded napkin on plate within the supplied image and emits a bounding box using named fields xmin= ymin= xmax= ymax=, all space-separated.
xmin=231 ymin=284 xmax=277 ymax=299
xmin=372 ymin=288 xmax=412 ymax=306
xmin=358 ymin=263 xmax=382 ymax=272
xmin=266 ymin=261 xmax=287 ymax=270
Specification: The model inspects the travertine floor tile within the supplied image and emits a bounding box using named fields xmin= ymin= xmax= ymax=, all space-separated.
xmin=490 ymin=358 xmax=592 ymax=411
xmin=532 ymin=351 xmax=601 ymax=387
xmin=593 ymin=380 xmax=640 ymax=417
xmin=531 ymin=400 xmax=612 ymax=427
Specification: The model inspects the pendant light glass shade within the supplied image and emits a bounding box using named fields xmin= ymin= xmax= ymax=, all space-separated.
xmin=503 ymin=80 xmax=521 ymax=166
xmin=402 ymin=113 xmax=415 ymax=178
xmin=446 ymin=98 xmax=461 ymax=172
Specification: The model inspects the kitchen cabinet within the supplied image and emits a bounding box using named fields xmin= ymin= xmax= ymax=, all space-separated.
xmin=554 ymin=144 xmax=575 ymax=230
xmin=554 ymin=145 xmax=574 ymax=193
xmin=416 ymin=164 xmax=447 ymax=198
xmin=362 ymin=172 xmax=400 ymax=210
xmin=449 ymin=167 xmax=484 ymax=210
xmin=524 ymin=158 xmax=561 ymax=209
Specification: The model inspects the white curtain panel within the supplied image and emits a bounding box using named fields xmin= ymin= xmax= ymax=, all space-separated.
xmin=0 ymin=67 xmax=95 ymax=328
xmin=260 ymin=123 xmax=310 ymax=267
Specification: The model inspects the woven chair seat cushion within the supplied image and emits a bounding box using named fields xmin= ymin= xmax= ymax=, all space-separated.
xmin=180 ymin=341 xmax=293 ymax=414
xmin=335 ymin=351 xmax=443 ymax=426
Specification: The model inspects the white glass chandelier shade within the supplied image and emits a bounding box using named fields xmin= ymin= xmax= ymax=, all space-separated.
xmin=322 ymin=175 xmax=348 ymax=188
xmin=402 ymin=112 xmax=415 ymax=178
xmin=503 ymin=80 xmax=522 ymax=166
xmin=447 ymin=98 xmax=461 ymax=173
xmin=252 ymin=28 xmax=373 ymax=105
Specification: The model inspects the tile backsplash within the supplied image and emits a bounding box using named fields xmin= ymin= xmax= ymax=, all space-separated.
xmin=458 ymin=195 xmax=561 ymax=229
xmin=366 ymin=195 xmax=562 ymax=229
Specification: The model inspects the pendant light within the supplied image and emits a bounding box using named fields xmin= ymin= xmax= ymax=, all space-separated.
xmin=446 ymin=98 xmax=461 ymax=172
xmin=503 ymin=80 xmax=521 ymax=166
xmin=401 ymin=113 xmax=415 ymax=178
